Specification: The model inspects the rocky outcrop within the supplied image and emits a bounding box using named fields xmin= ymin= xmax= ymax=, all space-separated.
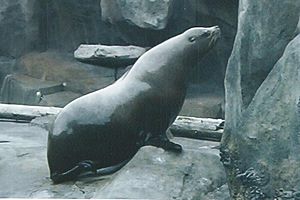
xmin=221 ymin=0 xmax=300 ymax=199
xmin=222 ymin=32 xmax=300 ymax=200
xmin=101 ymin=0 xmax=174 ymax=30
xmin=74 ymin=44 xmax=147 ymax=67
xmin=0 ymin=0 xmax=40 ymax=57
xmin=224 ymin=0 xmax=300 ymax=133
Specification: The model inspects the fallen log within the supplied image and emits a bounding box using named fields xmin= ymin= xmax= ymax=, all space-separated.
xmin=0 ymin=103 xmax=61 ymax=121
xmin=0 ymin=103 xmax=224 ymax=141
xmin=169 ymin=116 xmax=224 ymax=142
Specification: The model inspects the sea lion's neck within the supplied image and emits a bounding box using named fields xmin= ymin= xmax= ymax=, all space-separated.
xmin=126 ymin=36 xmax=195 ymax=87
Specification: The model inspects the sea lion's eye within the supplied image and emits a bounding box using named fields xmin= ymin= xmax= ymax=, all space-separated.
xmin=188 ymin=36 xmax=196 ymax=42
xmin=202 ymin=31 xmax=210 ymax=37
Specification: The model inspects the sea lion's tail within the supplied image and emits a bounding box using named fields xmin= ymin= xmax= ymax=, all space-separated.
xmin=96 ymin=158 xmax=130 ymax=175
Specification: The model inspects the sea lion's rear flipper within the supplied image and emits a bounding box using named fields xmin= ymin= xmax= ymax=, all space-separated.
xmin=50 ymin=160 xmax=97 ymax=184
xmin=96 ymin=158 xmax=130 ymax=175
xmin=145 ymin=135 xmax=182 ymax=153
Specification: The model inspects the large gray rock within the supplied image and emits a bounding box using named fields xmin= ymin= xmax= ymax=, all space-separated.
xmin=224 ymin=0 xmax=300 ymax=133
xmin=0 ymin=0 xmax=40 ymax=57
xmin=101 ymin=0 xmax=174 ymax=30
xmin=222 ymin=0 xmax=300 ymax=198
xmin=74 ymin=44 xmax=147 ymax=67
xmin=222 ymin=32 xmax=300 ymax=200
xmin=0 ymin=121 xmax=229 ymax=199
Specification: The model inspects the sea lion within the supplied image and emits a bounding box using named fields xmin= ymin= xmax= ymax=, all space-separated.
xmin=47 ymin=26 xmax=221 ymax=183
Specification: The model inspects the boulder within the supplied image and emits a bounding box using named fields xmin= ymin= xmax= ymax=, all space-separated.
xmin=101 ymin=0 xmax=174 ymax=30
xmin=74 ymin=44 xmax=147 ymax=67
xmin=221 ymin=32 xmax=300 ymax=200
xmin=221 ymin=0 xmax=300 ymax=197
xmin=0 ymin=0 xmax=40 ymax=57
xmin=224 ymin=0 xmax=300 ymax=133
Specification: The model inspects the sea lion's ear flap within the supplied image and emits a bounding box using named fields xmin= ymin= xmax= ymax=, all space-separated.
xmin=188 ymin=36 xmax=197 ymax=42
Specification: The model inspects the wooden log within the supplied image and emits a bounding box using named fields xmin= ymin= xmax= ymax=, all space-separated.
xmin=0 ymin=103 xmax=61 ymax=121
xmin=169 ymin=116 xmax=224 ymax=142
xmin=0 ymin=103 xmax=224 ymax=141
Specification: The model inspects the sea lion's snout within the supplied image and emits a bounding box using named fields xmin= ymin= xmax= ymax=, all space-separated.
xmin=208 ymin=26 xmax=221 ymax=47
xmin=210 ymin=26 xmax=221 ymax=39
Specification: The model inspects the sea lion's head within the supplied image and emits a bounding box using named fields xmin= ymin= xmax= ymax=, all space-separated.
xmin=181 ymin=26 xmax=221 ymax=57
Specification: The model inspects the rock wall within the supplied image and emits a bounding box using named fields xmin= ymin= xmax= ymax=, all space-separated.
xmin=0 ymin=0 xmax=40 ymax=57
xmin=221 ymin=0 xmax=300 ymax=199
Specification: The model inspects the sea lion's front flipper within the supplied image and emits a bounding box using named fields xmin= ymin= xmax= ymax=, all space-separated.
xmin=145 ymin=135 xmax=182 ymax=153
xmin=50 ymin=160 xmax=97 ymax=184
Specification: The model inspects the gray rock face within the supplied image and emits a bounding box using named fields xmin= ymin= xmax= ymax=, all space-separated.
xmin=221 ymin=0 xmax=300 ymax=198
xmin=0 ymin=121 xmax=229 ymax=199
xmin=101 ymin=0 xmax=174 ymax=30
xmin=222 ymin=33 xmax=300 ymax=200
xmin=224 ymin=0 xmax=300 ymax=132
xmin=0 ymin=0 xmax=39 ymax=57
xmin=74 ymin=44 xmax=147 ymax=67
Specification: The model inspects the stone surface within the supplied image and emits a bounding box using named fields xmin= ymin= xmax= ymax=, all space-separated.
xmin=95 ymin=138 xmax=228 ymax=199
xmin=222 ymin=1 xmax=300 ymax=198
xmin=101 ymin=0 xmax=174 ymax=30
xmin=0 ymin=0 xmax=40 ymax=57
xmin=0 ymin=74 xmax=63 ymax=105
xmin=224 ymin=0 xmax=300 ymax=133
xmin=0 ymin=121 xmax=229 ymax=199
xmin=15 ymin=51 xmax=116 ymax=94
xmin=74 ymin=44 xmax=147 ymax=67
